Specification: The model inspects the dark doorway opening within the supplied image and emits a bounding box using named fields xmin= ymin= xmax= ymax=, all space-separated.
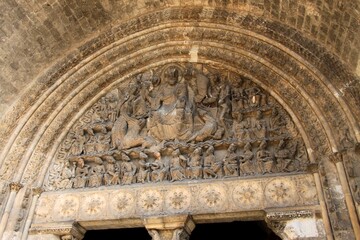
xmin=83 ymin=220 xmax=280 ymax=240
xmin=83 ymin=227 xmax=151 ymax=240
xmin=190 ymin=220 xmax=281 ymax=240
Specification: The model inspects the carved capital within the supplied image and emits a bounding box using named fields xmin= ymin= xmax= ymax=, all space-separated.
xmin=329 ymin=152 xmax=343 ymax=164
xmin=9 ymin=182 xmax=23 ymax=192
xmin=32 ymin=187 xmax=44 ymax=196
xmin=147 ymin=228 xmax=190 ymax=240
xmin=144 ymin=215 xmax=195 ymax=240
xmin=61 ymin=235 xmax=78 ymax=240
xmin=30 ymin=222 xmax=85 ymax=240
xmin=306 ymin=163 xmax=319 ymax=173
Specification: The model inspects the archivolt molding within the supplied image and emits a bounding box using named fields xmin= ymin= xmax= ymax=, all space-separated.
xmin=0 ymin=25 xmax=352 ymax=186
xmin=0 ymin=8 xmax=356 ymax=188
xmin=0 ymin=6 xmax=358 ymax=155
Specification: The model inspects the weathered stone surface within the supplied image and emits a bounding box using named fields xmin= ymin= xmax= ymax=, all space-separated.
xmin=0 ymin=2 xmax=359 ymax=239
xmin=43 ymin=63 xmax=309 ymax=191
xmin=33 ymin=174 xmax=318 ymax=223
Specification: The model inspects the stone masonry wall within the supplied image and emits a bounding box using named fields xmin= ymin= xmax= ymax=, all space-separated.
xmin=0 ymin=0 xmax=359 ymax=117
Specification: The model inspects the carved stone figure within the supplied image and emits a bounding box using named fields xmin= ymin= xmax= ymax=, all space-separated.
xmin=151 ymin=152 xmax=168 ymax=182
xmin=251 ymin=111 xmax=267 ymax=139
xmin=58 ymin=161 xmax=75 ymax=189
xmin=169 ymin=149 xmax=187 ymax=182
xmin=203 ymin=146 xmax=218 ymax=179
xmin=172 ymin=228 xmax=186 ymax=240
xmin=148 ymin=66 xmax=193 ymax=141
xmin=103 ymin=156 xmax=120 ymax=186
xmin=186 ymin=147 xmax=203 ymax=179
xmin=257 ymin=140 xmax=274 ymax=174
xmin=111 ymin=82 xmax=149 ymax=150
xmin=216 ymin=81 xmax=232 ymax=138
xmin=239 ymin=142 xmax=254 ymax=176
xmin=269 ymin=108 xmax=285 ymax=137
xmin=231 ymin=78 xmax=246 ymax=112
xmin=189 ymin=108 xmax=217 ymax=142
xmin=121 ymin=154 xmax=137 ymax=185
xmin=275 ymin=139 xmax=293 ymax=172
xmin=73 ymin=158 xmax=89 ymax=188
xmin=70 ymin=129 xmax=87 ymax=156
xmin=202 ymin=73 xmax=221 ymax=105
xmin=245 ymin=86 xmax=263 ymax=108
xmin=223 ymin=143 xmax=239 ymax=177
xmin=137 ymin=152 xmax=151 ymax=184
xmin=47 ymin=63 xmax=310 ymax=190
xmin=148 ymin=229 xmax=162 ymax=240
xmin=232 ymin=113 xmax=250 ymax=140
xmin=88 ymin=163 xmax=105 ymax=187
xmin=184 ymin=64 xmax=210 ymax=104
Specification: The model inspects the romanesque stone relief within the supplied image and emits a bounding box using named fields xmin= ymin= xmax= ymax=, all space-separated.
xmin=45 ymin=63 xmax=309 ymax=190
xmin=34 ymin=175 xmax=319 ymax=224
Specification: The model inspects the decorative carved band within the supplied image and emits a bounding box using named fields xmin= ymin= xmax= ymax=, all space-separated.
xmin=266 ymin=210 xmax=314 ymax=221
xmin=34 ymin=175 xmax=318 ymax=224
xmin=32 ymin=187 xmax=44 ymax=196
xmin=45 ymin=63 xmax=310 ymax=191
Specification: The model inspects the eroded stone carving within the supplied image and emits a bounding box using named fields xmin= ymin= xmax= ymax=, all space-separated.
xmin=45 ymin=63 xmax=310 ymax=190
xmin=35 ymin=175 xmax=318 ymax=223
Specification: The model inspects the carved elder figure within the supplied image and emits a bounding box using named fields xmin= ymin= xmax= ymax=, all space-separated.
xmin=137 ymin=152 xmax=151 ymax=183
xmin=121 ymin=155 xmax=137 ymax=185
xmin=223 ymin=143 xmax=239 ymax=177
xmin=231 ymin=78 xmax=246 ymax=112
xmin=203 ymin=146 xmax=218 ymax=179
xmin=73 ymin=158 xmax=89 ymax=188
xmin=257 ymin=140 xmax=274 ymax=174
xmin=232 ymin=113 xmax=250 ymax=140
xmin=70 ymin=129 xmax=87 ymax=155
xmin=58 ymin=161 xmax=75 ymax=189
xmin=239 ymin=142 xmax=255 ymax=176
xmin=169 ymin=148 xmax=187 ymax=182
xmin=103 ymin=156 xmax=120 ymax=186
xmin=251 ymin=111 xmax=267 ymax=139
xmin=187 ymin=147 xmax=203 ymax=179
xmin=151 ymin=151 xmax=168 ymax=182
xmin=88 ymin=163 xmax=105 ymax=187
xmin=275 ymin=139 xmax=291 ymax=172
